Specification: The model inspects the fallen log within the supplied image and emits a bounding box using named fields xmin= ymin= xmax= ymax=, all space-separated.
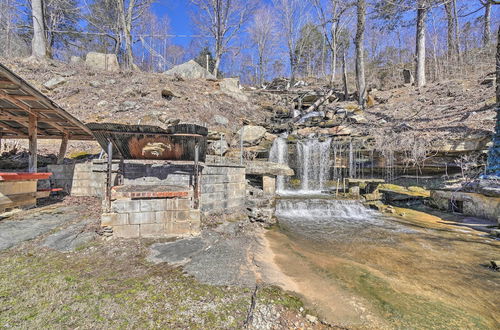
xmin=292 ymin=89 xmax=336 ymax=123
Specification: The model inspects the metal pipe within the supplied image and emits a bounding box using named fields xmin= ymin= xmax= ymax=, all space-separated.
xmin=106 ymin=140 xmax=113 ymax=212
xmin=240 ymin=126 xmax=244 ymax=165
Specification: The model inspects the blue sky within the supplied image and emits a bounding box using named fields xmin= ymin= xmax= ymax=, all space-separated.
xmin=151 ymin=1 xmax=194 ymax=46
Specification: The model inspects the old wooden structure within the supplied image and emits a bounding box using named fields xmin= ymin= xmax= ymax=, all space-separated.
xmin=0 ymin=63 xmax=94 ymax=172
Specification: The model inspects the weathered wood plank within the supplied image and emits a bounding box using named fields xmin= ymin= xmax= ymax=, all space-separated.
xmin=29 ymin=114 xmax=37 ymax=173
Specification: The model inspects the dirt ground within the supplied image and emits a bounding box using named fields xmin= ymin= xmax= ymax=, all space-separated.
xmin=0 ymin=197 xmax=333 ymax=329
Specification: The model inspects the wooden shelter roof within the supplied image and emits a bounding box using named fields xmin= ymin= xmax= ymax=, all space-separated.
xmin=0 ymin=63 xmax=94 ymax=140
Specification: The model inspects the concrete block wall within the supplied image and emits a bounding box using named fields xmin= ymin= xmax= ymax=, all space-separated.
xmin=201 ymin=165 xmax=246 ymax=213
xmin=48 ymin=162 xmax=117 ymax=197
xmin=102 ymin=196 xmax=201 ymax=238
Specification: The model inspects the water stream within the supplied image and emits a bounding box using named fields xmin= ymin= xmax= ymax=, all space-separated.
xmin=270 ymin=198 xmax=500 ymax=329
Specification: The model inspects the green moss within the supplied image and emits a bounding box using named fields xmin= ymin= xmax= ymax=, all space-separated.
xmin=69 ymin=151 xmax=91 ymax=159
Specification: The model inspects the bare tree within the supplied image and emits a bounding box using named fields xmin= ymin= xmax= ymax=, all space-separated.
xmin=117 ymin=0 xmax=153 ymax=70
xmin=31 ymin=0 xmax=48 ymax=58
xmin=310 ymin=0 xmax=354 ymax=87
xmin=415 ymin=0 xmax=427 ymax=87
xmin=248 ymin=5 xmax=276 ymax=85
xmin=355 ymin=0 xmax=366 ymax=106
xmin=273 ymin=0 xmax=307 ymax=84
xmin=191 ymin=0 xmax=255 ymax=77
xmin=480 ymin=0 xmax=492 ymax=46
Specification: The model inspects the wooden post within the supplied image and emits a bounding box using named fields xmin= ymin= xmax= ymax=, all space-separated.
xmin=28 ymin=114 xmax=37 ymax=173
xmin=194 ymin=143 xmax=200 ymax=209
xmin=57 ymin=133 xmax=69 ymax=165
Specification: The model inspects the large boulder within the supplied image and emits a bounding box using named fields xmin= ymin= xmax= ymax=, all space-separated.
xmin=164 ymin=60 xmax=216 ymax=79
xmin=237 ymin=125 xmax=267 ymax=146
xmin=219 ymin=78 xmax=248 ymax=102
xmin=85 ymin=52 xmax=120 ymax=72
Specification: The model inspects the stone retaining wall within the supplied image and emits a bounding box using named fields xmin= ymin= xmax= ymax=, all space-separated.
xmin=48 ymin=161 xmax=247 ymax=215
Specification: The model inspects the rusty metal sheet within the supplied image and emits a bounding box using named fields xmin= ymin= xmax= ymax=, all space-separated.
xmin=88 ymin=123 xmax=208 ymax=162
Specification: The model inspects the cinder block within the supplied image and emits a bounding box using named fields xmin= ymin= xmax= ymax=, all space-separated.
xmin=112 ymin=199 xmax=141 ymax=213
xmin=189 ymin=210 xmax=200 ymax=222
xmin=140 ymin=224 xmax=166 ymax=238
xmin=101 ymin=213 xmax=129 ymax=226
xmin=168 ymin=221 xmax=192 ymax=236
xmin=176 ymin=198 xmax=191 ymax=210
xmin=129 ymin=211 xmax=156 ymax=225
xmin=140 ymin=199 xmax=166 ymax=212
xmin=113 ymin=225 xmax=140 ymax=238
xmin=175 ymin=211 xmax=190 ymax=221
xmin=154 ymin=211 xmax=174 ymax=223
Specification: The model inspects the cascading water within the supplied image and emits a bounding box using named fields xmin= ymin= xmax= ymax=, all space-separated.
xmin=276 ymin=198 xmax=413 ymax=243
xmin=296 ymin=138 xmax=332 ymax=192
xmin=269 ymin=135 xmax=289 ymax=192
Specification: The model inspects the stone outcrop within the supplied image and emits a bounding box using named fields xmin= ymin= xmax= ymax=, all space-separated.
xmin=430 ymin=190 xmax=500 ymax=223
xmin=237 ymin=125 xmax=267 ymax=146
xmin=43 ymin=76 xmax=67 ymax=90
xmin=245 ymin=160 xmax=294 ymax=177
xmin=85 ymin=52 xmax=120 ymax=72
xmin=164 ymin=60 xmax=216 ymax=79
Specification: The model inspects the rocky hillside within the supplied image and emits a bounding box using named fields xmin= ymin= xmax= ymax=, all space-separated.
xmin=0 ymin=57 xmax=269 ymax=134
xmin=0 ymin=56 xmax=497 ymax=159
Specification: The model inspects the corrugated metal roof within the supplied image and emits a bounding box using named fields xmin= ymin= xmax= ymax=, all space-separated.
xmin=0 ymin=62 xmax=94 ymax=140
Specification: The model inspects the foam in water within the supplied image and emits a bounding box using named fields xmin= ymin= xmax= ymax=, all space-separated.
xmin=296 ymin=138 xmax=332 ymax=192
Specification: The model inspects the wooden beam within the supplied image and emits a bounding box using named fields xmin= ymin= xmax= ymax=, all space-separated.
xmin=0 ymin=115 xmax=29 ymax=122
xmin=0 ymin=122 xmax=26 ymax=136
xmin=29 ymin=114 xmax=37 ymax=173
xmin=57 ymin=133 xmax=69 ymax=164
xmin=11 ymin=94 xmax=38 ymax=101
xmin=0 ymin=90 xmax=69 ymax=134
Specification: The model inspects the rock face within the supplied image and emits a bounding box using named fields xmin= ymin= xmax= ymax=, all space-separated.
xmin=214 ymin=115 xmax=229 ymax=125
xmin=70 ymin=56 xmax=83 ymax=65
xmin=43 ymin=76 xmax=67 ymax=90
xmin=245 ymin=161 xmax=294 ymax=176
xmin=85 ymin=52 xmax=120 ymax=72
xmin=164 ymin=60 xmax=216 ymax=79
xmin=238 ymin=125 xmax=267 ymax=146
xmin=219 ymin=78 xmax=248 ymax=102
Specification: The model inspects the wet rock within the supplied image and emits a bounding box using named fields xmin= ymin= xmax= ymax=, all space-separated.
xmin=43 ymin=76 xmax=67 ymax=90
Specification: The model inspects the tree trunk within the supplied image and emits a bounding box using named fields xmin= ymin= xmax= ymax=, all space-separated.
xmin=118 ymin=0 xmax=135 ymax=70
xmin=355 ymin=0 xmax=366 ymax=107
xmin=415 ymin=1 xmax=427 ymax=88
xmin=496 ymin=24 xmax=500 ymax=104
xmin=258 ymin=54 xmax=264 ymax=86
xmin=483 ymin=1 xmax=491 ymax=47
xmin=214 ymin=54 xmax=221 ymax=77
xmin=31 ymin=0 xmax=47 ymax=59
xmin=342 ymin=49 xmax=348 ymax=100
xmin=444 ymin=2 xmax=455 ymax=61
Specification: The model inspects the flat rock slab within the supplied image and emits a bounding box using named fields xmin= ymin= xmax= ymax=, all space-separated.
xmin=42 ymin=220 xmax=97 ymax=252
xmin=148 ymin=222 xmax=257 ymax=287
xmin=0 ymin=206 xmax=78 ymax=251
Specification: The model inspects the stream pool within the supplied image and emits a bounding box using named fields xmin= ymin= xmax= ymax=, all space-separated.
xmin=269 ymin=197 xmax=500 ymax=329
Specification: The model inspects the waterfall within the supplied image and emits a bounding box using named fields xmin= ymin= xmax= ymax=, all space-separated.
xmin=276 ymin=198 xmax=376 ymax=220
xmin=269 ymin=135 xmax=289 ymax=192
xmin=296 ymin=138 xmax=332 ymax=192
